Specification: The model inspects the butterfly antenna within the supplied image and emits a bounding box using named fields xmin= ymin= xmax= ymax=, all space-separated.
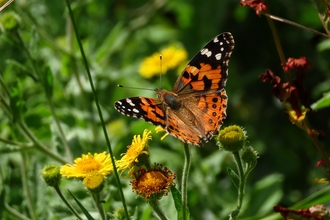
xmin=159 ymin=55 xmax=163 ymax=89
xmin=0 ymin=0 xmax=14 ymax=12
xmin=117 ymin=84 xmax=156 ymax=91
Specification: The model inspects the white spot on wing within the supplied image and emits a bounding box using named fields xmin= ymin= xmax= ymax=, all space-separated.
xmin=201 ymin=48 xmax=212 ymax=57
xmin=133 ymin=108 xmax=139 ymax=113
xmin=117 ymin=101 xmax=122 ymax=105
xmin=215 ymin=53 xmax=222 ymax=60
xmin=213 ymin=37 xmax=219 ymax=43
xmin=126 ymin=98 xmax=135 ymax=106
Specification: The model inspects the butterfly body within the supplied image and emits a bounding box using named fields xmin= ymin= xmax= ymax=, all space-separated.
xmin=115 ymin=33 xmax=235 ymax=146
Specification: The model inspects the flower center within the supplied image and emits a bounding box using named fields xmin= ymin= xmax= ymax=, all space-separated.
xmin=138 ymin=171 xmax=167 ymax=189
xmin=77 ymin=158 xmax=102 ymax=174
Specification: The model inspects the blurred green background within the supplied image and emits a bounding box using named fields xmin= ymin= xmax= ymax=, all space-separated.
xmin=1 ymin=0 xmax=330 ymax=219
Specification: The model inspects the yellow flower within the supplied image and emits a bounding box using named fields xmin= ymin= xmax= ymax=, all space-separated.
xmin=130 ymin=163 xmax=176 ymax=200
xmin=83 ymin=172 xmax=105 ymax=192
xmin=139 ymin=45 xmax=188 ymax=79
xmin=116 ymin=129 xmax=152 ymax=177
xmin=60 ymin=152 xmax=113 ymax=179
xmin=155 ymin=126 xmax=169 ymax=141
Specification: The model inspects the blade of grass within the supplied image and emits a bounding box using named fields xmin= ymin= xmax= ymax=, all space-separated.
xmin=63 ymin=0 xmax=129 ymax=219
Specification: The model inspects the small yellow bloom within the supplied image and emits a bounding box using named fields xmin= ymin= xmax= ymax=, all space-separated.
xmin=83 ymin=172 xmax=105 ymax=192
xmin=60 ymin=152 xmax=113 ymax=179
xmin=155 ymin=126 xmax=169 ymax=141
xmin=139 ymin=45 xmax=188 ymax=79
xmin=284 ymin=102 xmax=308 ymax=131
xmin=130 ymin=163 xmax=176 ymax=200
xmin=116 ymin=129 xmax=152 ymax=177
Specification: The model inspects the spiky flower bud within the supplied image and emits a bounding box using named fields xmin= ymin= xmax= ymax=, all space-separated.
xmin=0 ymin=11 xmax=21 ymax=33
xmin=41 ymin=165 xmax=61 ymax=187
xmin=217 ymin=125 xmax=247 ymax=152
xmin=242 ymin=146 xmax=259 ymax=168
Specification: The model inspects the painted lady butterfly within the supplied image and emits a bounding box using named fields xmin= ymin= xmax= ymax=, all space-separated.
xmin=115 ymin=32 xmax=235 ymax=146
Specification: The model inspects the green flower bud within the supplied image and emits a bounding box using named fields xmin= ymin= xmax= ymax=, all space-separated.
xmin=41 ymin=165 xmax=61 ymax=187
xmin=0 ymin=11 xmax=21 ymax=33
xmin=217 ymin=125 xmax=246 ymax=152
xmin=112 ymin=207 xmax=126 ymax=220
xmin=242 ymin=146 xmax=259 ymax=167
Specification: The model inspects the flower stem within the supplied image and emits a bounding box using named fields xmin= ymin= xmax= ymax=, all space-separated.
xmin=264 ymin=11 xmax=286 ymax=67
xmin=4 ymin=203 xmax=30 ymax=220
xmin=18 ymin=120 xmax=68 ymax=164
xmin=0 ymin=137 xmax=33 ymax=148
xmin=64 ymin=0 xmax=129 ymax=218
xmin=91 ymin=192 xmax=106 ymax=220
xmin=148 ymin=199 xmax=169 ymax=220
xmin=230 ymin=152 xmax=246 ymax=220
xmin=53 ymin=185 xmax=82 ymax=220
xmin=20 ymin=153 xmax=37 ymax=220
xmin=46 ymin=97 xmax=74 ymax=162
xmin=181 ymin=143 xmax=191 ymax=220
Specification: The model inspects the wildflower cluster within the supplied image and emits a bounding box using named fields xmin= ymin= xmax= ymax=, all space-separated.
xmin=259 ymin=57 xmax=311 ymax=129
xmin=116 ymin=129 xmax=176 ymax=200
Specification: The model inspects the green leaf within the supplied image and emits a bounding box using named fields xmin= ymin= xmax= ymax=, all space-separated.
xmin=171 ymin=185 xmax=182 ymax=213
xmin=9 ymin=80 xmax=25 ymax=123
xmin=170 ymin=185 xmax=190 ymax=220
xmin=6 ymin=59 xmax=38 ymax=81
xmin=311 ymin=92 xmax=330 ymax=110
xmin=227 ymin=167 xmax=240 ymax=190
xmin=41 ymin=66 xmax=54 ymax=98
xmin=241 ymin=174 xmax=284 ymax=218
xmin=68 ymin=190 xmax=94 ymax=220
xmin=313 ymin=0 xmax=330 ymax=34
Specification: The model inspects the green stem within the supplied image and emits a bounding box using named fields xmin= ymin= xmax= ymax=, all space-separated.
xmin=20 ymin=153 xmax=37 ymax=220
xmin=14 ymin=31 xmax=41 ymax=80
xmin=148 ymin=199 xmax=169 ymax=220
xmin=53 ymin=185 xmax=82 ymax=220
xmin=0 ymin=137 xmax=33 ymax=148
xmin=46 ymin=98 xmax=73 ymax=162
xmin=4 ymin=203 xmax=31 ymax=220
xmin=64 ymin=0 xmax=129 ymax=219
xmin=0 ymin=87 xmax=67 ymax=163
xmin=91 ymin=192 xmax=106 ymax=220
xmin=18 ymin=120 xmax=68 ymax=164
xmin=230 ymin=152 xmax=246 ymax=219
xmin=20 ymin=29 xmax=73 ymax=162
xmin=13 ymin=30 xmax=73 ymax=163
xmin=181 ymin=143 xmax=191 ymax=220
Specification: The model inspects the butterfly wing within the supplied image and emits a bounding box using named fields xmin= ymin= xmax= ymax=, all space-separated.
xmin=173 ymin=32 xmax=234 ymax=94
xmin=164 ymin=90 xmax=227 ymax=146
xmin=114 ymin=33 xmax=235 ymax=146
xmin=114 ymin=97 xmax=166 ymax=127
xmin=164 ymin=32 xmax=234 ymax=146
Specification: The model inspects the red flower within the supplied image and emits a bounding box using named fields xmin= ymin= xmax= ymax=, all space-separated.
xmin=259 ymin=57 xmax=311 ymax=125
xmin=274 ymin=205 xmax=329 ymax=220
xmin=240 ymin=0 xmax=267 ymax=15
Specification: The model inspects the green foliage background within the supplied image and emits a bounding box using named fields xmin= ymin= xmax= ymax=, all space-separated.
xmin=1 ymin=0 xmax=330 ymax=219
